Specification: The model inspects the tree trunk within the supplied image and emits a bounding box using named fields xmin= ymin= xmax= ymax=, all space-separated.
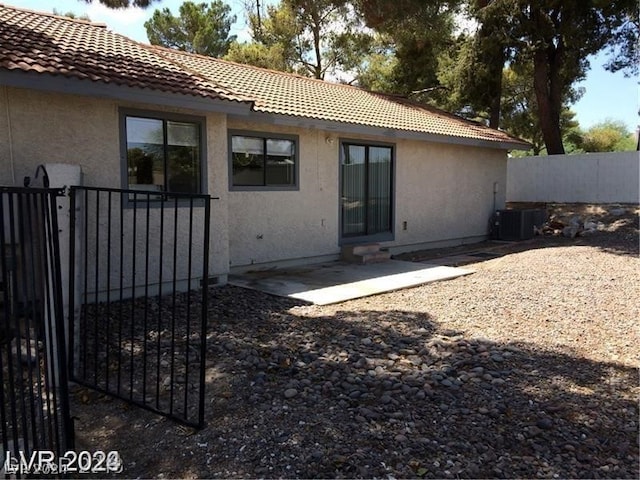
xmin=530 ymin=6 xmax=566 ymax=155
xmin=488 ymin=72 xmax=502 ymax=129
xmin=533 ymin=49 xmax=565 ymax=154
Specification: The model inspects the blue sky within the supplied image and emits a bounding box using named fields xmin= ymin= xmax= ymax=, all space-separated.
xmin=7 ymin=0 xmax=639 ymax=132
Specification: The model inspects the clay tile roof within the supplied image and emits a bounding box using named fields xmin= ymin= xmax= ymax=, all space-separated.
xmin=0 ymin=3 xmax=528 ymax=149
xmin=0 ymin=3 xmax=246 ymax=103
xmin=156 ymin=47 xmax=528 ymax=147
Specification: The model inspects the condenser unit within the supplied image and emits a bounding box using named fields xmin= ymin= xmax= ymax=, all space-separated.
xmin=493 ymin=209 xmax=546 ymax=241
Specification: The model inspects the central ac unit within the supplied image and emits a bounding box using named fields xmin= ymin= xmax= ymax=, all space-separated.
xmin=493 ymin=209 xmax=546 ymax=241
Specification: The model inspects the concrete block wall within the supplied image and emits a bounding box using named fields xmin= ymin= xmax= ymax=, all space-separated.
xmin=507 ymin=152 xmax=639 ymax=204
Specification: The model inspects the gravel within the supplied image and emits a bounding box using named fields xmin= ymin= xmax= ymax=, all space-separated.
xmin=72 ymin=207 xmax=639 ymax=479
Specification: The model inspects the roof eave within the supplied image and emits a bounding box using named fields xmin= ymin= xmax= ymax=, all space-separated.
xmin=0 ymin=70 xmax=254 ymax=115
xmin=230 ymin=111 xmax=531 ymax=151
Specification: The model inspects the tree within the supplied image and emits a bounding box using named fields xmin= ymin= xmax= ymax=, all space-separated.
xmin=225 ymin=42 xmax=292 ymax=71
xmin=351 ymin=36 xmax=398 ymax=91
xmin=581 ymin=120 xmax=636 ymax=152
xmin=226 ymin=2 xmax=299 ymax=73
xmin=53 ymin=8 xmax=91 ymax=21
xmin=144 ymin=1 xmax=237 ymax=57
xmin=352 ymin=0 xmax=461 ymax=94
xmin=437 ymin=0 xmax=514 ymax=129
xmin=81 ymin=0 xmax=157 ymax=7
xmin=499 ymin=64 xmax=582 ymax=155
xmin=227 ymin=0 xmax=372 ymax=80
xmin=467 ymin=1 xmax=639 ymax=155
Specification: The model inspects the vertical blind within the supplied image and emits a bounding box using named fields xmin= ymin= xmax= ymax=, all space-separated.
xmin=341 ymin=144 xmax=392 ymax=237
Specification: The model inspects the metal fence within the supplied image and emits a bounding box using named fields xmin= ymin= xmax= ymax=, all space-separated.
xmin=0 ymin=186 xmax=74 ymax=469
xmin=68 ymin=187 xmax=211 ymax=428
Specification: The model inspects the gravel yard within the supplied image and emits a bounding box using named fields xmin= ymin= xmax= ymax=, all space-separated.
xmin=73 ymin=206 xmax=639 ymax=479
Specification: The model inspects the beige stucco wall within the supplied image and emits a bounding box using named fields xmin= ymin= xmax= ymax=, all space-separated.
xmin=390 ymin=140 xmax=506 ymax=254
xmin=0 ymin=86 xmax=230 ymax=286
xmin=226 ymin=120 xmax=340 ymax=268
xmin=227 ymin=120 xmax=507 ymax=267
xmin=1 ymin=85 xmax=507 ymax=278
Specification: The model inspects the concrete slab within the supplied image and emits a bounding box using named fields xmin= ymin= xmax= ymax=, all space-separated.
xmin=229 ymin=260 xmax=473 ymax=305
xmin=415 ymin=250 xmax=504 ymax=267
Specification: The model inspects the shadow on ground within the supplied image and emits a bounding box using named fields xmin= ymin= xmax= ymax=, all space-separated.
xmin=71 ymin=287 xmax=639 ymax=479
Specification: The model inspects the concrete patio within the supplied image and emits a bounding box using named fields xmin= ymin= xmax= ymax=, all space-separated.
xmin=228 ymin=260 xmax=473 ymax=305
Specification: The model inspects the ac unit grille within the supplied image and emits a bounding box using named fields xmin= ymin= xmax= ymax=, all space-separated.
xmin=494 ymin=209 xmax=546 ymax=241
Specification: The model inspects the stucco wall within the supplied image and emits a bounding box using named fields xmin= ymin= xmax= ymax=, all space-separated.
xmin=507 ymin=152 xmax=640 ymax=203
xmin=0 ymin=86 xmax=230 ymax=285
xmin=227 ymin=119 xmax=507 ymax=266
xmin=226 ymin=120 xmax=340 ymax=268
xmin=1 ymin=86 xmax=508 ymax=277
xmin=390 ymin=140 xmax=506 ymax=254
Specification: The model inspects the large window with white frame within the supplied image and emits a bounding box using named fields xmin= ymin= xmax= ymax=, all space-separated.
xmin=229 ymin=132 xmax=298 ymax=189
xmin=121 ymin=109 xmax=205 ymax=194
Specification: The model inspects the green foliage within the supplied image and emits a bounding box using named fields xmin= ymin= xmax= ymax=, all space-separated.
xmin=498 ymin=65 xmax=583 ymax=155
xmin=144 ymin=1 xmax=237 ymax=57
xmin=470 ymin=0 xmax=639 ymax=154
xmin=581 ymin=120 xmax=636 ymax=152
xmin=226 ymin=0 xmax=373 ymax=80
xmin=353 ymin=44 xmax=398 ymax=92
xmin=52 ymin=9 xmax=91 ymax=21
xmin=82 ymin=0 xmax=157 ymax=7
xmin=225 ymin=42 xmax=292 ymax=72
xmin=352 ymin=0 xmax=461 ymax=94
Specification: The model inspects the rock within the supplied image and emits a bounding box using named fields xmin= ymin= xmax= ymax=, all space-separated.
xmin=609 ymin=207 xmax=627 ymax=216
xmin=536 ymin=418 xmax=553 ymax=430
xmin=562 ymin=226 xmax=580 ymax=238
xmin=284 ymin=388 xmax=298 ymax=399
xmin=548 ymin=220 xmax=565 ymax=230
xmin=569 ymin=215 xmax=582 ymax=227
xmin=583 ymin=221 xmax=598 ymax=231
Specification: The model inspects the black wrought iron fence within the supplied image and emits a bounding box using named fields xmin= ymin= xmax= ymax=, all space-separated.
xmin=0 ymin=186 xmax=74 ymax=470
xmin=68 ymin=187 xmax=211 ymax=428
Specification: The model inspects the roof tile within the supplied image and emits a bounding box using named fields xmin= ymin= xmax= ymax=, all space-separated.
xmin=0 ymin=3 xmax=528 ymax=148
xmin=0 ymin=4 xmax=246 ymax=103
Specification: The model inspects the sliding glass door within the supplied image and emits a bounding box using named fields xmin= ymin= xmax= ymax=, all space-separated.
xmin=341 ymin=142 xmax=393 ymax=239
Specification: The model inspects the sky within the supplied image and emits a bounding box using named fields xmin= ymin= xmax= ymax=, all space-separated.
xmin=6 ymin=0 xmax=639 ymax=132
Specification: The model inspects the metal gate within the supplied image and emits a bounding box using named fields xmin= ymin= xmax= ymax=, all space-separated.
xmin=0 ymin=186 xmax=74 ymax=469
xmin=68 ymin=187 xmax=211 ymax=428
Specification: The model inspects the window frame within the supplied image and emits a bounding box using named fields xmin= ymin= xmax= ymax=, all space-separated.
xmin=228 ymin=130 xmax=299 ymax=191
xmin=119 ymin=108 xmax=207 ymax=198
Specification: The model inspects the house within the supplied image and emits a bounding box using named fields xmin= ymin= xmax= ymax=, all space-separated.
xmin=0 ymin=3 xmax=528 ymax=286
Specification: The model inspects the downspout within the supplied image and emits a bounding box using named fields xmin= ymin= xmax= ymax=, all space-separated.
xmin=3 ymin=86 xmax=16 ymax=185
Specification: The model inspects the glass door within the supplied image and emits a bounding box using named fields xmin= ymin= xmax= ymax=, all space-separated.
xmin=341 ymin=143 xmax=392 ymax=239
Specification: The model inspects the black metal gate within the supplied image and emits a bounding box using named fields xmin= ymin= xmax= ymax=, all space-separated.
xmin=0 ymin=186 xmax=74 ymax=468
xmin=68 ymin=187 xmax=211 ymax=428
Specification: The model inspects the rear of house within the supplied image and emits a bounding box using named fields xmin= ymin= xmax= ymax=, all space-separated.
xmin=0 ymin=4 xmax=528 ymax=287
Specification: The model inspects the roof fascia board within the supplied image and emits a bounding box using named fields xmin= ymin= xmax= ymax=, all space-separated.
xmin=230 ymin=112 xmax=530 ymax=151
xmin=0 ymin=70 xmax=253 ymax=115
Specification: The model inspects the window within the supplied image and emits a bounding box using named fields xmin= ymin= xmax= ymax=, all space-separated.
xmin=230 ymin=132 xmax=297 ymax=189
xmin=121 ymin=110 xmax=204 ymax=194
